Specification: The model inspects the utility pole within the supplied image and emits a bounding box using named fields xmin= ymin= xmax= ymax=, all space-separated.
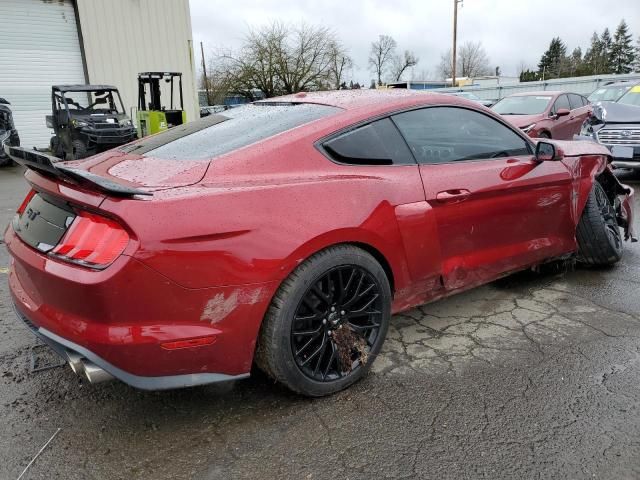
xmin=452 ymin=0 xmax=463 ymax=88
xmin=200 ymin=41 xmax=211 ymax=106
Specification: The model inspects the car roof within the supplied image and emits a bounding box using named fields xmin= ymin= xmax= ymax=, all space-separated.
xmin=256 ymin=89 xmax=462 ymax=111
xmin=600 ymin=81 xmax=638 ymax=87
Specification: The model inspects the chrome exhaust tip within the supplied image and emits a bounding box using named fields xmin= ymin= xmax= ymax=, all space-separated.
xmin=81 ymin=360 xmax=114 ymax=384
xmin=66 ymin=351 xmax=85 ymax=375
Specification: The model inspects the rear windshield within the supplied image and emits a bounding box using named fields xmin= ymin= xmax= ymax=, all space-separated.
xmin=491 ymin=95 xmax=552 ymax=115
xmin=142 ymin=103 xmax=341 ymax=160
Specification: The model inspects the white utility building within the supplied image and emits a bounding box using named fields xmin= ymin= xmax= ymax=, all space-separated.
xmin=0 ymin=0 xmax=198 ymax=148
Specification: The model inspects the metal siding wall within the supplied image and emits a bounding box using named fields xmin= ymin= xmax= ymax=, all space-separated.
xmin=75 ymin=0 xmax=198 ymax=123
xmin=0 ymin=0 xmax=86 ymax=148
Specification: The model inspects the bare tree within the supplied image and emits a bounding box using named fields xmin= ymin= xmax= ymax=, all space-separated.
xmin=369 ymin=35 xmax=397 ymax=85
xmin=437 ymin=41 xmax=491 ymax=80
xmin=207 ymin=22 xmax=347 ymax=100
xmin=459 ymin=41 xmax=491 ymax=78
xmin=327 ymin=40 xmax=353 ymax=89
xmin=390 ymin=50 xmax=419 ymax=81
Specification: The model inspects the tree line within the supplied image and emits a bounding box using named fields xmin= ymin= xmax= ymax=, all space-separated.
xmin=521 ymin=19 xmax=639 ymax=82
xmin=202 ymin=22 xmax=424 ymax=103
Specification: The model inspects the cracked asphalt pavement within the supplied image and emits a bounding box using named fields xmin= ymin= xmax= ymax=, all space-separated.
xmin=1 ymin=165 xmax=640 ymax=479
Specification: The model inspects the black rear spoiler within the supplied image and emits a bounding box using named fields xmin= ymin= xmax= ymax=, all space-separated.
xmin=3 ymin=145 xmax=152 ymax=197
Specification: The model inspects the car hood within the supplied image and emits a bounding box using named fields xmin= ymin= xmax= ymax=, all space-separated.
xmin=62 ymin=149 xmax=210 ymax=190
xmin=500 ymin=113 xmax=543 ymax=128
xmin=594 ymin=101 xmax=640 ymax=123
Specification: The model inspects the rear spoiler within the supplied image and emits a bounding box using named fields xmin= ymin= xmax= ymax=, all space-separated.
xmin=3 ymin=145 xmax=152 ymax=197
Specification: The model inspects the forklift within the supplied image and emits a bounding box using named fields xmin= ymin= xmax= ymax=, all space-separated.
xmin=136 ymin=72 xmax=186 ymax=137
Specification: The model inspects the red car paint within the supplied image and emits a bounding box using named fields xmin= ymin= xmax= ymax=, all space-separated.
xmin=492 ymin=91 xmax=591 ymax=140
xmin=5 ymin=90 xmax=634 ymax=389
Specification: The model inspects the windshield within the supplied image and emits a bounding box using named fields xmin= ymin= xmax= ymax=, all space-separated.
xmin=58 ymin=90 xmax=125 ymax=115
xmin=588 ymin=85 xmax=632 ymax=103
xmin=492 ymin=95 xmax=552 ymax=115
xmin=0 ymin=109 xmax=11 ymax=131
xmin=618 ymin=86 xmax=640 ymax=107
xmin=143 ymin=103 xmax=341 ymax=160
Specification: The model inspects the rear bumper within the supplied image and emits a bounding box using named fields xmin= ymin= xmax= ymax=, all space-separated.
xmin=5 ymin=223 xmax=276 ymax=388
xmin=13 ymin=303 xmax=248 ymax=390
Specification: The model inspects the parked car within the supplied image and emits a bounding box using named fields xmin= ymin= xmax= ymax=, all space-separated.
xmin=445 ymin=91 xmax=493 ymax=107
xmin=200 ymin=105 xmax=229 ymax=118
xmin=4 ymin=90 xmax=635 ymax=397
xmin=579 ymin=84 xmax=640 ymax=170
xmin=0 ymin=98 xmax=20 ymax=167
xmin=491 ymin=91 xmax=591 ymax=139
xmin=587 ymin=81 xmax=636 ymax=103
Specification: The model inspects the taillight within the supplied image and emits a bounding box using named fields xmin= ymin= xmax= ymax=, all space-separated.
xmin=51 ymin=211 xmax=129 ymax=269
xmin=17 ymin=189 xmax=36 ymax=215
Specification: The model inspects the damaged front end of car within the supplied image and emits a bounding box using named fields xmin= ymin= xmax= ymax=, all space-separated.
xmin=577 ymin=101 xmax=640 ymax=170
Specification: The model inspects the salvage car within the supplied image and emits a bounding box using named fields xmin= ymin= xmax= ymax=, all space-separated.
xmin=0 ymin=97 xmax=20 ymax=167
xmin=4 ymin=90 xmax=636 ymax=397
xmin=492 ymin=91 xmax=591 ymax=139
xmin=579 ymin=85 xmax=640 ymax=171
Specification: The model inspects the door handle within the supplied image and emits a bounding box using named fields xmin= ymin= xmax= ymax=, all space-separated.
xmin=436 ymin=189 xmax=470 ymax=203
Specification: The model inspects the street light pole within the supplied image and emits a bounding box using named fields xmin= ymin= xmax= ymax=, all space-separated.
xmin=452 ymin=0 xmax=463 ymax=88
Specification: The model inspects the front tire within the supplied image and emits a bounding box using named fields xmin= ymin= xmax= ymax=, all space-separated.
xmin=256 ymin=245 xmax=391 ymax=397
xmin=576 ymin=181 xmax=622 ymax=266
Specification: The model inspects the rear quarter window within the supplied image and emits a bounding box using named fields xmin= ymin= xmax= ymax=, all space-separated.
xmin=138 ymin=103 xmax=341 ymax=160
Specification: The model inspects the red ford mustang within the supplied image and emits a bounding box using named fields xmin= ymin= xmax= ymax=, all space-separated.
xmin=4 ymin=90 xmax=636 ymax=396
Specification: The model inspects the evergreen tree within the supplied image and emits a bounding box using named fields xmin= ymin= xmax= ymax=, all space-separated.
xmin=599 ymin=28 xmax=613 ymax=73
xmin=583 ymin=32 xmax=602 ymax=75
xmin=569 ymin=47 xmax=583 ymax=76
xmin=610 ymin=20 xmax=635 ymax=74
xmin=538 ymin=37 xmax=567 ymax=79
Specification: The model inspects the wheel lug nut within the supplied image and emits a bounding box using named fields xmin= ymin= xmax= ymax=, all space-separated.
xmin=327 ymin=331 xmax=332 ymax=336
xmin=322 ymin=319 xmax=327 ymax=324
xmin=340 ymin=310 xmax=345 ymax=315
xmin=331 ymin=306 xmax=335 ymax=312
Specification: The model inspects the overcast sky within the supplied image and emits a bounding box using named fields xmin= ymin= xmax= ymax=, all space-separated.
xmin=190 ymin=0 xmax=639 ymax=83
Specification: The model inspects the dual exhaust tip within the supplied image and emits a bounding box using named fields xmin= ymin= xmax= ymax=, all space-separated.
xmin=66 ymin=351 xmax=113 ymax=384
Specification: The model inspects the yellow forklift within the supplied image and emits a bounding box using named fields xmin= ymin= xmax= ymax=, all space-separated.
xmin=136 ymin=72 xmax=186 ymax=137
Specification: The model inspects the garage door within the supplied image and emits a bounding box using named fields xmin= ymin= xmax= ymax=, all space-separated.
xmin=0 ymin=0 xmax=86 ymax=149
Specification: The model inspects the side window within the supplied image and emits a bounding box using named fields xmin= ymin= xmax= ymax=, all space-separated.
xmin=568 ymin=94 xmax=584 ymax=110
xmin=552 ymin=94 xmax=570 ymax=113
xmin=391 ymin=107 xmax=531 ymax=164
xmin=322 ymin=118 xmax=415 ymax=165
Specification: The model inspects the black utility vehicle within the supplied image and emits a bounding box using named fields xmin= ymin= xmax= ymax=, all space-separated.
xmin=0 ymin=98 xmax=20 ymax=167
xmin=47 ymin=85 xmax=136 ymax=160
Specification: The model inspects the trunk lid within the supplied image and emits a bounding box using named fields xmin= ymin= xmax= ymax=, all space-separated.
xmin=65 ymin=149 xmax=210 ymax=190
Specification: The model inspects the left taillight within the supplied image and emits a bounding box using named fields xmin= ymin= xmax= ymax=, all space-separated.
xmin=50 ymin=211 xmax=129 ymax=269
xmin=16 ymin=189 xmax=36 ymax=215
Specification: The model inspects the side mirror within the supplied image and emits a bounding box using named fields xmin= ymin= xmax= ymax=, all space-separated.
xmin=555 ymin=108 xmax=570 ymax=118
xmin=535 ymin=141 xmax=558 ymax=161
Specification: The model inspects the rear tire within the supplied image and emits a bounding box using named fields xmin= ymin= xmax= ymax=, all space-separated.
xmin=576 ymin=181 xmax=622 ymax=266
xmin=255 ymin=245 xmax=391 ymax=397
